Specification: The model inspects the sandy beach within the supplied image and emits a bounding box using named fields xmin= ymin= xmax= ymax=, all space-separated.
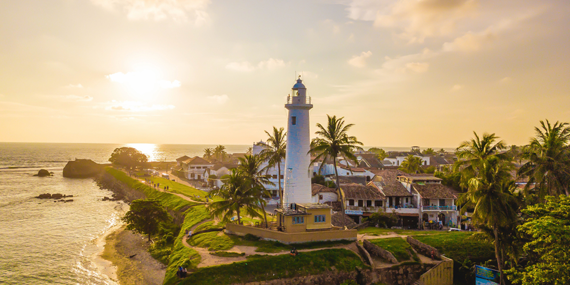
xmin=100 ymin=226 xmax=167 ymax=285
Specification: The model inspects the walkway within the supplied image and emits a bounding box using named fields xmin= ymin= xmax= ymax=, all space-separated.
xmin=133 ymin=174 xmax=205 ymax=204
xmin=357 ymin=233 xmax=440 ymax=267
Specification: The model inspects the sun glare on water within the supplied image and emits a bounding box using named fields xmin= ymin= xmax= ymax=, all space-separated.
xmin=125 ymin=143 xmax=160 ymax=161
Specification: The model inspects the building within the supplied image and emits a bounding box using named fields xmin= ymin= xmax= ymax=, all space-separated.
xmin=343 ymin=183 xmax=386 ymax=223
xmin=180 ymin=156 xmax=214 ymax=180
xmin=311 ymin=183 xmax=337 ymax=203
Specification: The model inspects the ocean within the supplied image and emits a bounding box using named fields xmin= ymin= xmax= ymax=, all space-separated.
xmin=0 ymin=143 xmax=248 ymax=285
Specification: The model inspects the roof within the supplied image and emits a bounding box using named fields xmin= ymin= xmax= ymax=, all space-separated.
xmin=183 ymin=156 xmax=213 ymax=165
xmin=340 ymin=166 xmax=366 ymax=172
xmin=176 ymin=155 xmax=191 ymax=162
xmin=357 ymin=153 xmax=384 ymax=168
xmin=341 ymin=183 xmax=385 ymax=200
xmin=413 ymin=184 xmax=459 ymax=199
xmin=338 ymin=176 xmax=367 ymax=185
xmin=292 ymin=78 xmax=306 ymax=89
xmin=369 ymin=169 xmax=412 ymax=197
xmin=399 ymin=174 xmax=442 ymax=181
xmin=311 ymin=184 xmax=337 ymax=196
xmin=431 ymin=155 xmax=451 ymax=165
xmin=296 ymin=203 xmax=332 ymax=209
xmin=331 ymin=212 xmax=357 ymax=228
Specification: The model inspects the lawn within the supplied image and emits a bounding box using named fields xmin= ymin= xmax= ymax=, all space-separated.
xmin=369 ymin=237 xmax=418 ymax=262
xmin=147 ymin=176 xmax=208 ymax=201
xmin=358 ymin=227 xmax=450 ymax=237
xmin=178 ymin=249 xmax=366 ymax=285
xmin=414 ymin=232 xmax=495 ymax=262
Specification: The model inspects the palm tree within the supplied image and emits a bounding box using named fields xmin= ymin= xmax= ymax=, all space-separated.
xmin=260 ymin=127 xmax=287 ymax=208
xmin=309 ymin=115 xmax=363 ymax=227
xmin=422 ymin=148 xmax=436 ymax=156
xmin=237 ymin=154 xmax=274 ymax=228
xmin=518 ymin=120 xmax=570 ymax=198
xmin=213 ymin=145 xmax=227 ymax=162
xmin=399 ymin=155 xmax=423 ymax=173
xmin=458 ymin=156 xmax=519 ymax=285
xmin=203 ymin=148 xmax=213 ymax=160
xmin=208 ymin=170 xmax=262 ymax=224
xmin=454 ymin=132 xmax=507 ymax=187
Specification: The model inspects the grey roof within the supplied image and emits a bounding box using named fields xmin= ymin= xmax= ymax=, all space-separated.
xmin=341 ymin=183 xmax=385 ymax=200
xmin=312 ymin=184 xmax=337 ymax=196
xmin=369 ymin=169 xmax=413 ymax=197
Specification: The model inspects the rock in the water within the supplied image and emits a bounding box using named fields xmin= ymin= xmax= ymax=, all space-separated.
xmin=35 ymin=169 xmax=52 ymax=177
xmin=63 ymin=159 xmax=103 ymax=178
xmin=51 ymin=193 xmax=63 ymax=199
xmin=37 ymin=193 xmax=52 ymax=199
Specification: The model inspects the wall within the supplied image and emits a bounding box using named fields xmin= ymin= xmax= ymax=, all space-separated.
xmin=305 ymin=208 xmax=332 ymax=230
xmin=363 ymin=240 xmax=398 ymax=264
xmin=418 ymin=257 xmax=453 ymax=285
xmin=225 ymin=223 xmax=357 ymax=244
xmin=406 ymin=236 xmax=441 ymax=260
xmin=312 ymin=192 xmax=338 ymax=204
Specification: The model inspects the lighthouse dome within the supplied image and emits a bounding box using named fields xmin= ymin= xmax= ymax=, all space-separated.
xmin=292 ymin=78 xmax=305 ymax=89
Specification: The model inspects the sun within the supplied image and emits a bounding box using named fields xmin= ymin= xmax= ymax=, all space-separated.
xmin=107 ymin=68 xmax=180 ymax=99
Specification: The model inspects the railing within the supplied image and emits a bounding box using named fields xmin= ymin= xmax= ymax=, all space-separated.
xmin=423 ymin=205 xmax=457 ymax=211
xmin=286 ymin=95 xmax=311 ymax=104
xmin=346 ymin=205 xmax=383 ymax=212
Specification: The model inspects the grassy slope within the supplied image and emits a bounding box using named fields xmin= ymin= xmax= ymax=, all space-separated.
xmin=147 ymin=176 xmax=208 ymax=202
xmin=358 ymin=227 xmax=444 ymax=236
xmin=369 ymin=237 xmax=418 ymax=262
xmin=179 ymin=249 xmax=366 ymax=285
xmin=414 ymin=232 xmax=495 ymax=262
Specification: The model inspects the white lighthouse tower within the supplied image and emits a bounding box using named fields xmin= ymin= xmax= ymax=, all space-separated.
xmin=283 ymin=76 xmax=313 ymax=207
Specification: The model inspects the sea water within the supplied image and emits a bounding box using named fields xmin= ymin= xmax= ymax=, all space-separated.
xmin=0 ymin=143 xmax=248 ymax=285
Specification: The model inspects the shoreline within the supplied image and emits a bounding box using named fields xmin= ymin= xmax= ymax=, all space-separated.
xmin=93 ymin=222 xmax=123 ymax=283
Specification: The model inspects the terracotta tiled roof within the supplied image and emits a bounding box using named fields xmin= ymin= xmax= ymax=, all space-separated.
xmin=176 ymin=155 xmax=191 ymax=162
xmin=311 ymin=184 xmax=337 ymax=196
xmin=357 ymin=153 xmax=384 ymax=168
xmin=341 ymin=183 xmax=385 ymax=200
xmin=331 ymin=212 xmax=357 ymax=228
xmin=338 ymin=176 xmax=367 ymax=185
xmin=183 ymin=156 xmax=213 ymax=165
xmin=368 ymin=169 xmax=412 ymax=197
xmin=413 ymin=184 xmax=459 ymax=199
xmin=324 ymin=201 xmax=342 ymax=212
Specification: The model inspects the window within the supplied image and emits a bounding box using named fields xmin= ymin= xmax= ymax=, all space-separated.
xmin=374 ymin=200 xmax=382 ymax=207
xmin=439 ymin=199 xmax=446 ymax=206
xmin=366 ymin=200 xmax=372 ymax=207
xmin=358 ymin=200 xmax=364 ymax=207
xmin=272 ymin=175 xmax=277 ymax=179
xmin=314 ymin=215 xmax=326 ymax=223
xmin=280 ymin=175 xmax=284 ymax=179
xmin=292 ymin=216 xmax=304 ymax=224
xmin=292 ymin=116 xmax=297 ymax=125
xmin=319 ymin=194 xmax=323 ymax=200
xmin=348 ymin=199 xmax=354 ymax=206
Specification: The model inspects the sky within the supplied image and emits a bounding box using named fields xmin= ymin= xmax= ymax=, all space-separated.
xmin=1 ymin=0 xmax=569 ymax=148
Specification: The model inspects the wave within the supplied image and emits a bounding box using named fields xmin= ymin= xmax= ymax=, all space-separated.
xmin=0 ymin=166 xmax=63 ymax=171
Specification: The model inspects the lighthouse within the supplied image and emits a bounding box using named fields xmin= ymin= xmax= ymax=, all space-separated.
xmin=283 ymin=76 xmax=313 ymax=207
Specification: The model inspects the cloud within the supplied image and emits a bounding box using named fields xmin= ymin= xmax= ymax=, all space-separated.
xmin=225 ymin=58 xmax=286 ymax=72
xmin=443 ymin=30 xmax=496 ymax=52
xmin=106 ymin=71 xmax=181 ymax=92
xmin=298 ymin=71 xmax=319 ymax=80
xmin=63 ymin=95 xmax=94 ymax=102
xmin=405 ymin=62 xmax=429 ymax=73
xmin=347 ymin=0 xmax=478 ymax=43
xmin=499 ymin=77 xmax=512 ymax=83
xmin=451 ymin=84 xmax=464 ymax=92
xmin=91 ymin=0 xmax=210 ymax=24
xmin=207 ymin=94 xmax=229 ymax=104
xmin=348 ymin=51 xmax=372 ymax=68
xmin=105 ymin=100 xmax=175 ymax=112
xmin=65 ymin=84 xmax=84 ymax=88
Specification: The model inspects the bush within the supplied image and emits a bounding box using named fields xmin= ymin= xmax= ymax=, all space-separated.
xmin=367 ymin=211 xmax=398 ymax=228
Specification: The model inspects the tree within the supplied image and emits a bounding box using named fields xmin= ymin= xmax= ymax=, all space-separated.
xmin=439 ymin=148 xmax=446 ymax=154
xmin=237 ymin=154 xmax=273 ymax=228
xmin=213 ymin=145 xmax=227 ymax=162
xmin=518 ymin=120 xmax=570 ymax=199
xmin=458 ymin=156 xmax=519 ymax=285
xmin=203 ymin=148 xmax=213 ymax=160
xmin=122 ymin=199 xmax=170 ymax=242
xmin=109 ymin=147 xmax=148 ymax=170
xmin=260 ymin=127 xmax=287 ymax=208
xmin=368 ymin=147 xmax=388 ymax=160
xmin=508 ymin=196 xmax=570 ymax=285
xmin=422 ymin=148 xmax=436 ymax=156
xmin=309 ymin=115 xmax=363 ymax=227
xmin=399 ymin=155 xmax=423 ymax=173
xmin=454 ymin=132 xmax=507 ymax=187
xmin=208 ymin=170 xmax=262 ymax=224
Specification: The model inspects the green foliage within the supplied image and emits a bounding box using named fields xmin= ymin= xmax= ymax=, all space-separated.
xmin=213 ymin=145 xmax=227 ymax=162
xmin=340 ymin=280 xmax=358 ymax=285
xmin=369 ymin=237 xmax=417 ymax=262
xmin=122 ymin=199 xmax=170 ymax=241
xmin=209 ymin=251 xmax=245 ymax=257
xmin=366 ymin=211 xmax=398 ymax=228
xmin=507 ymin=196 xmax=570 ymax=285
xmin=422 ymin=148 xmax=436 ymax=155
xmin=399 ymin=155 xmax=423 ymax=174
xmin=311 ymin=174 xmax=326 ymax=185
xmin=415 ymin=232 xmax=495 ymax=262
xmin=189 ymin=231 xmax=234 ymax=251
xmin=424 ymin=165 xmax=436 ymax=174
xmin=357 ymin=227 xmax=443 ymax=236
xmin=108 ymin=147 xmax=148 ymax=169
xmin=147 ymin=176 xmax=207 ymax=201
xmin=178 ymin=249 xmax=366 ymax=285
xmin=368 ymin=147 xmax=388 ymax=160
xmin=260 ymin=126 xmax=287 ymax=206
xmin=435 ymin=168 xmax=464 ymax=192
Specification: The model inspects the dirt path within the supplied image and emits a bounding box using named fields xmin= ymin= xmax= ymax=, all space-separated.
xmin=136 ymin=176 xmax=205 ymax=204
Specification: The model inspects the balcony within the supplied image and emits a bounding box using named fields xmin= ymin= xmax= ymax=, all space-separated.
xmin=286 ymin=95 xmax=312 ymax=105
xmin=346 ymin=205 xmax=382 ymax=213
xmin=422 ymin=205 xmax=457 ymax=211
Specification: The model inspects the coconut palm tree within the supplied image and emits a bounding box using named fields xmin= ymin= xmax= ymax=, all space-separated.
xmin=208 ymin=170 xmax=262 ymax=224
xmin=454 ymin=132 xmax=507 ymax=187
xmin=458 ymin=156 xmax=519 ymax=285
xmin=213 ymin=145 xmax=227 ymax=162
xmin=237 ymin=154 xmax=274 ymax=228
xmin=203 ymin=148 xmax=213 ymax=160
xmin=309 ymin=115 xmax=363 ymax=227
xmin=400 ymin=155 xmax=423 ymax=173
xmin=518 ymin=120 xmax=570 ymax=198
xmin=260 ymin=127 xmax=287 ymax=207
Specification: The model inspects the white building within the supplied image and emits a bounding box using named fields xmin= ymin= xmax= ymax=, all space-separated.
xmin=283 ymin=77 xmax=313 ymax=206
xmin=181 ymin=156 xmax=214 ymax=180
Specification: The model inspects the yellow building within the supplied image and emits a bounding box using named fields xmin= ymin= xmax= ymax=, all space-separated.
xmin=275 ymin=203 xmax=332 ymax=233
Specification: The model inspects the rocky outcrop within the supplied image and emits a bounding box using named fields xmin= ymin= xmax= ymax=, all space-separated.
xmin=63 ymin=159 xmax=103 ymax=178
xmin=36 ymin=193 xmax=74 ymax=199
xmin=364 ymin=239 xmax=399 ymax=264
xmin=34 ymin=169 xmax=52 ymax=177
xmin=407 ymin=236 xmax=441 ymax=260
